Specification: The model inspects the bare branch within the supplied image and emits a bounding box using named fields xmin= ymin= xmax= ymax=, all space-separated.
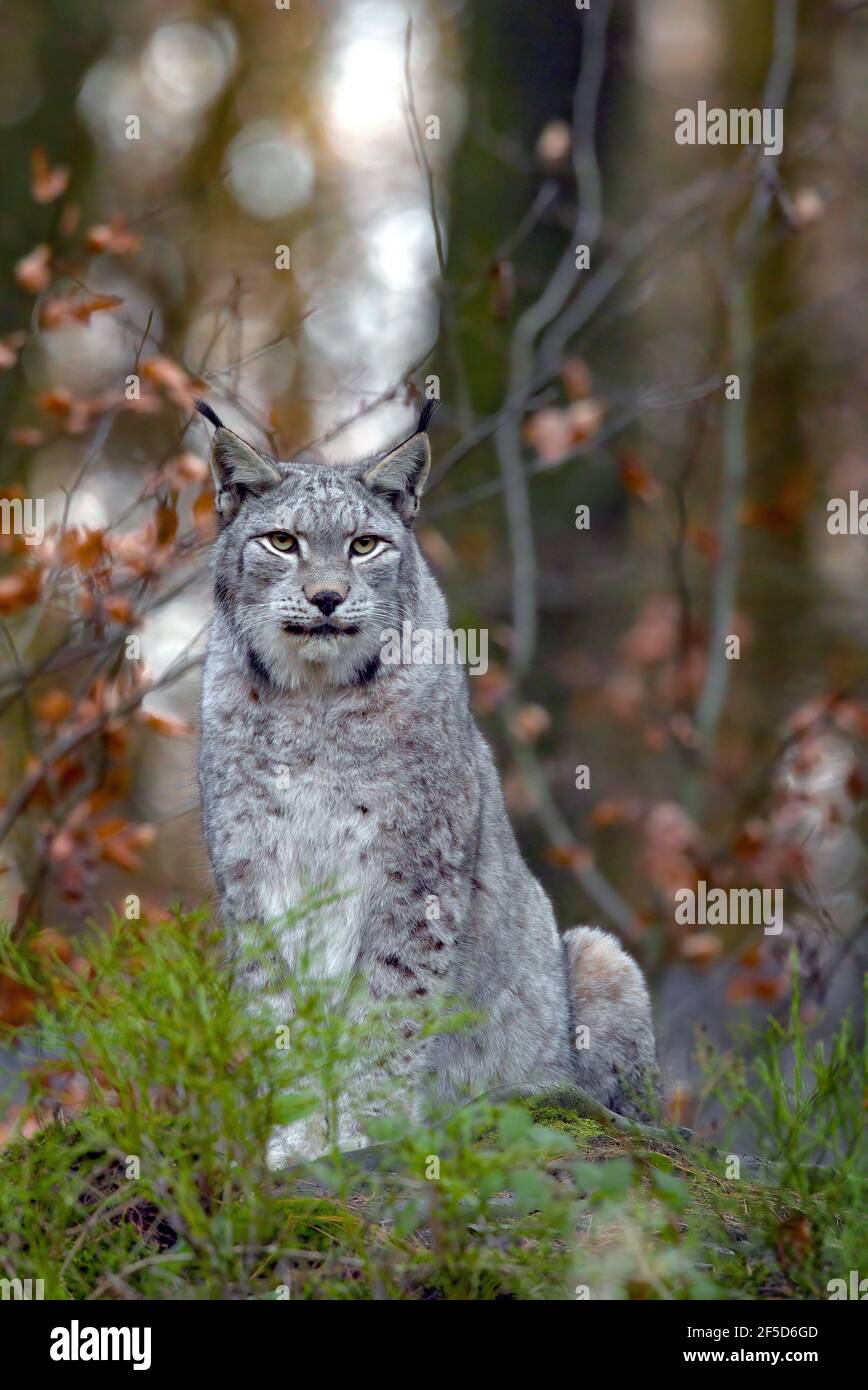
xmin=495 ymin=0 xmax=613 ymax=678
xmin=693 ymin=0 xmax=800 ymax=778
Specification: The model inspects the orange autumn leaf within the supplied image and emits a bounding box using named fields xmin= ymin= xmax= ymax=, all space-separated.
xmin=103 ymin=726 xmax=129 ymax=762
xmin=524 ymin=408 xmax=574 ymax=464
xmin=590 ymin=796 xmax=640 ymax=829
xmin=508 ymin=703 xmax=551 ymax=744
xmin=84 ymin=218 xmax=142 ymax=256
xmin=58 ymin=527 xmax=107 ymax=571
xmin=536 ymin=119 xmax=572 ymax=166
xmin=141 ymin=710 xmax=193 ymax=738
xmin=24 ymin=754 xmax=85 ymax=806
xmin=751 ymin=977 xmax=787 ymax=1002
xmin=192 ymin=487 xmax=217 ymax=539
xmin=96 ymin=820 xmax=156 ymax=872
xmin=163 ymin=451 xmax=209 ymax=487
xmin=0 ymin=568 xmax=41 ymax=613
xmin=621 ymin=595 xmax=681 ymax=667
xmin=103 ymin=595 xmax=136 ymax=625
xmin=8 ymin=426 xmax=45 ymax=447
xmin=39 ymin=293 xmax=124 ymax=331
xmin=107 ymin=526 xmax=158 ymax=575
xmin=48 ymin=829 xmax=77 ymax=864
xmin=794 ymin=187 xmax=826 ymax=226
xmin=567 ymin=397 xmax=605 ymax=443
xmin=776 ymin=1214 xmax=813 ymax=1270
xmin=30 ymin=928 xmax=73 ymax=965
xmin=470 ymin=666 xmax=513 ymax=715
xmin=618 ymin=451 xmax=662 ymax=503
xmin=36 ymin=386 xmax=74 ymax=417
xmin=727 ymin=975 xmax=785 ymax=1005
xmin=35 ymin=689 xmax=74 ymax=724
xmin=543 ymin=843 xmax=594 ymax=873
xmin=0 ymin=331 xmax=26 ymax=370
xmin=0 ymin=974 xmax=37 ymax=1027
xmin=742 ymin=481 xmax=809 ymax=532
xmin=679 ymin=931 xmax=723 ymax=966
xmin=524 ymin=399 xmax=604 ymax=465
xmin=142 ymin=355 xmax=197 ymax=410
xmin=833 ymin=699 xmax=868 ymax=740
xmin=690 ymin=525 xmax=720 ymax=561
xmin=23 ymin=753 xmax=44 ymax=780
xmin=30 ymin=147 xmax=70 ymax=204
xmin=75 ymin=293 xmax=125 ymax=320
xmin=154 ymin=501 xmax=178 ymax=548
xmin=14 ymin=243 xmax=52 ymax=294
xmin=785 ymin=694 xmax=836 ymax=735
xmin=741 ymin=502 xmax=792 ymax=531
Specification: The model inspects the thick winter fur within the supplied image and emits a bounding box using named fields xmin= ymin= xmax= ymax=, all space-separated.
xmin=197 ymin=402 xmax=657 ymax=1162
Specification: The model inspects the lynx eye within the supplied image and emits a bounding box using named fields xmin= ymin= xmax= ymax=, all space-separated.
xmin=350 ymin=535 xmax=379 ymax=556
xmin=267 ymin=532 xmax=298 ymax=553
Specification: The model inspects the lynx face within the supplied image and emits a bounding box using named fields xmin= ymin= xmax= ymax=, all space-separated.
xmin=201 ymin=403 xmax=433 ymax=691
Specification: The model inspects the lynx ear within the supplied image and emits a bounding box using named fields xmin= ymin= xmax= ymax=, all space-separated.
xmin=195 ymin=399 xmax=282 ymax=523
xmin=362 ymin=404 xmax=435 ymax=523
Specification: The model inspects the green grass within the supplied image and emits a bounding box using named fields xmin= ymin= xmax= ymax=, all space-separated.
xmin=0 ymin=911 xmax=864 ymax=1300
xmin=696 ymin=965 xmax=868 ymax=1299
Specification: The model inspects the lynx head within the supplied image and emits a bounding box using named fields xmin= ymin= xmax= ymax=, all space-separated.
xmin=197 ymin=399 xmax=436 ymax=691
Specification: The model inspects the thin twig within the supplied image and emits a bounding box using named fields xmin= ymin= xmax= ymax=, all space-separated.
xmin=494 ymin=0 xmax=613 ymax=678
xmin=692 ymin=0 xmax=800 ymax=783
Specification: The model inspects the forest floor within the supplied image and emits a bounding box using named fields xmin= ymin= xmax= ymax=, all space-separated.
xmin=0 ymin=912 xmax=863 ymax=1300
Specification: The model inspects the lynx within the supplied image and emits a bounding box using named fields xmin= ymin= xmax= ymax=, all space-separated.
xmin=197 ymin=399 xmax=656 ymax=1163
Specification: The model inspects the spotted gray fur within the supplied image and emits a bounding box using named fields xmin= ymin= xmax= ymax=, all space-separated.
xmin=197 ymin=402 xmax=657 ymax=1162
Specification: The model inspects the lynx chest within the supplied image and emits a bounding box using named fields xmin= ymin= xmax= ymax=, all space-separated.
xmin=207 ymin=698 xmax=395 ymax=975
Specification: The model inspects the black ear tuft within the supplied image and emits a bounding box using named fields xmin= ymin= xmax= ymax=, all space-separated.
xmin=417 ymin=398 xmax=439 ymax=434
xmin=194 ymin=398 xmax=224 ymax=430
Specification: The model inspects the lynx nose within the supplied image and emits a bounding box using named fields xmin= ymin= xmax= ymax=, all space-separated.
xmin=306 ymin=587 xmax=346 ymax=616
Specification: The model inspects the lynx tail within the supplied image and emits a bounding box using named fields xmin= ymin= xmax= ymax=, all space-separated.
xmin=562 ymin=926 xmax=658 ymax=1118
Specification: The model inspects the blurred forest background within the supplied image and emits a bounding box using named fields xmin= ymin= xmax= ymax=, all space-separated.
xmin=0 ymin=0 xmax=866 ymax=1125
